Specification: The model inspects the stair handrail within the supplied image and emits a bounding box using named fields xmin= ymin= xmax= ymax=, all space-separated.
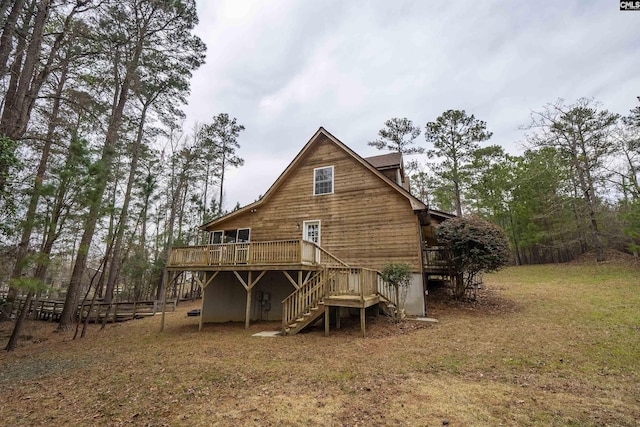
xmin=374 ymin=270 xmax=398 ymax=308
xmin=281 ymin=267 xmax=342 ymax=330
xmin=282 ymin=269 xmax=323 ymax=328
xmin=308 ymin=241 xmax=350 ymax=267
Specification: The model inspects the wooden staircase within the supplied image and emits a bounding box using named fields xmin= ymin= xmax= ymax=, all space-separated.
xmin=283 ymin=302 xmax=326 ymax=335
xmin=281 ymin=267 xmax=336 ymax=335
xmin=281 ymin=244 xmax=399 ymax=335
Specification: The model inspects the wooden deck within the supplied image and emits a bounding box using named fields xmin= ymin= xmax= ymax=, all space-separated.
xmin=166 ymin=240 xmax=398 ymax=336
xmin=166 ymin=240 xmax=454 ymax=337
xmin=322 ymin=294 xmax=381 ymax=308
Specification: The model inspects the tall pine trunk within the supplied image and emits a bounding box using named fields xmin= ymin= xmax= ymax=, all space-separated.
xmin=1 ymin=60 xmax=68 ymax=321
xmin=0 ymin=0 xmax=50 ymax=140
xmin=0 ymin=0 xmax=26 ymax=76
xmin=58 ymin=40 xmax=144 ymax=330
xmin=104 ymin=103 xmax=149 ymax=303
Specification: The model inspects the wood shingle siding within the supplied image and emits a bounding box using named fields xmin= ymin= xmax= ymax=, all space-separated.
xmin=205 ymin=133 xmax=423 ymax=271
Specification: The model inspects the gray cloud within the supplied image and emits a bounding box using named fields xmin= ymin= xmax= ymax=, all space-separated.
xmin=184 ymin=0 xmax=640 ymax=209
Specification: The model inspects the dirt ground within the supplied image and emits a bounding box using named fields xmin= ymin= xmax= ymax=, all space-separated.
xmin=0 ymin=257 xmax=639 ymax=426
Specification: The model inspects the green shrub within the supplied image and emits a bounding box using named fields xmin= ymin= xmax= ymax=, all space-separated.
xmin=381 ymin=262 xmax=412 ymax=319
xmin=436 ymin=216 xmax=510 ymax=299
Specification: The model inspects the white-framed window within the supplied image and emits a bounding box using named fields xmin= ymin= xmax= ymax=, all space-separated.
xmin=209 ymin=230 xmax=223 ymax=244
xmin=209 ymin=228 xmax=250 ymax=244
xmin=237 ymin=228 xmax=250 ymax=242
xmin=313 ymin=166 xmax=334 ymax=195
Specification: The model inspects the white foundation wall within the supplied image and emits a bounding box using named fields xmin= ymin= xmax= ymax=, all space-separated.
xmin=201 ymin=270 xmax=426 ymax=322
xmin=202 ymin=272 xmax=246 ymax=322
xmin=403 ymin=273 xmax=425 ymax=316
xmin=201 ymin=271 xmax=296 ymax=323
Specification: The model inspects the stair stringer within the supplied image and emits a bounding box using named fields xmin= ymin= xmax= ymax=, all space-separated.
xmin=282 ymin=302 xmax=326 ymax=335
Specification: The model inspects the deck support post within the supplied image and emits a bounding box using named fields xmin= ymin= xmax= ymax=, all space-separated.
xmin=245 ymin=272 xmax=253 ymax=329
xmin=199 ymin=272 xmax=206 ymax=331
xmin=324 ymin=305 xmax=330 ymax=336
xmin=360 ymin=307 xmax=366 ymax=338
xmin=160 ymin=270 xmax=169 ymax=332
xmin=195 ymin=271 xmax=218 ymax=332
xmin=245 ymin=286 xmax=252 ymax=329
xmin=336 ymin=308 xmax=341 ymax=329
xmin=233 ymin=270 xmax=266 ymax=330
xmin=199 ymin=300 xmax=203 ymax=331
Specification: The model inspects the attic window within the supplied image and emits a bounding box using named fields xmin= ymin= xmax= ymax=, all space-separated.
xmin=314 ymin=166 xmax=333 ymax=195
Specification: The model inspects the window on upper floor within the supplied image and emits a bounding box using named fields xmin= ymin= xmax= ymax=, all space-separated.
xmin=314 ymin=166 xmax=333 ymax=195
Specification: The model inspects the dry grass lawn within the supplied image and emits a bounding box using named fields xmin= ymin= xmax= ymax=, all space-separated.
xmin=1 ymin=256 xmax=639 ymax=426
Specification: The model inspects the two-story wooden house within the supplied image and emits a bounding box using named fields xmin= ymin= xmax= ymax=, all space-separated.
xmin=166 ymin=127 xmax=453 ymax=336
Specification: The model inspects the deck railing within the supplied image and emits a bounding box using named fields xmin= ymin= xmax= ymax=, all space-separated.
xmin=376 ymin=273 xmax=397 ymax=307
xmin=315 ymin=245 xmax=350 ymax=268
xmin=249 ymin=240 xmax=302 ymax=264
xmin=324 ymin=267 xmax=380 ymax=298
xmin=281 ymin=266 xmax=389 ymax=329
xmin=423 ymin=246 xmax=454 ymax=271
xmin=168 ymin=240 xmax=350 ymax=268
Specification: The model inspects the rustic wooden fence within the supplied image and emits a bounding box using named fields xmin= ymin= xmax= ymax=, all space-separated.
xmin=4 ymin=298 xmax=176 ymax=323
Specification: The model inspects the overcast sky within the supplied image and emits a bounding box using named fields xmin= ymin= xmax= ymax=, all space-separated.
xmin=181 ymin=0 xmax=640 ymax=209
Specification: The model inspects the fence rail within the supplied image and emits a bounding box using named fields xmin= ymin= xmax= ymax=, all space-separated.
xmin=4 ymin=298 xmax=176 ymax=322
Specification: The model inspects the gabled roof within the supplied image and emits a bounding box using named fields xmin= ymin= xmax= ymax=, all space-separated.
xmin=364 ymin=152 xmax=403 ymax=170
xmin=201 ymin=127 xmax=428 ymax=230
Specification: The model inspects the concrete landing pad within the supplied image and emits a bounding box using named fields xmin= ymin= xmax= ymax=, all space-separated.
xmin=252 ymin=331 xmax=282 ymax=337
xmin=411 ymin=317 xmax=439 ymax=323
